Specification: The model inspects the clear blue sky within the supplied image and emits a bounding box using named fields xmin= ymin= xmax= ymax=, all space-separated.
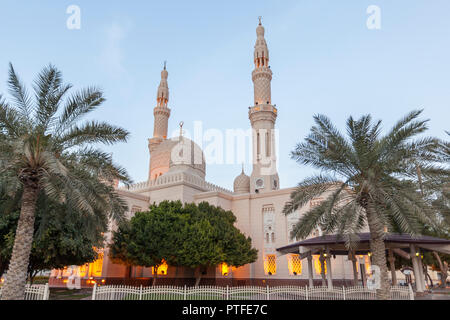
xmin=1 ymin=1 xmax=449 ymax=190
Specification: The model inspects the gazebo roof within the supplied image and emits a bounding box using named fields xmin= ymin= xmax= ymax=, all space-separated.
xmin=276 ymin=232 xmax=450 ymax=256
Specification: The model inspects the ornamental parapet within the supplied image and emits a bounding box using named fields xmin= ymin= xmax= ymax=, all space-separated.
xmin=119 ymin=172 xmax=233 ymax=194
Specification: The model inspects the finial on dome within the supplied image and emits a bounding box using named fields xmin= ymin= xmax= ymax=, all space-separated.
xmin=258 ymin=16 xmax=262 ymax=25
xmin=179 ymin=121 xmax=184 ymax=137
xmin=241 ymin=163 xmax=245 ymax=174
xmin=164 ymin=60 xmax=167 ymax=70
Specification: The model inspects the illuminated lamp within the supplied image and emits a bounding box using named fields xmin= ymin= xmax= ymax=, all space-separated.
xmin=368 ymin=252 xmax=372 ymax=257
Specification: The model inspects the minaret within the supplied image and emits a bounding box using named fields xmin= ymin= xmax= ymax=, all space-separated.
xmin=249 ymin=18 xmax=279 ymax=193
xmin=148 ymin=63 xmax=171 ymax=179
xmin=153 ymin=62 xmax=170 ymax=140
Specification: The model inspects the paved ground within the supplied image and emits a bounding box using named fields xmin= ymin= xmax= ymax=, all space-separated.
xmin=415 ymin=288 xmax=450 ymax=300
xmin=49 ymin=288 xmax=93 ymax=300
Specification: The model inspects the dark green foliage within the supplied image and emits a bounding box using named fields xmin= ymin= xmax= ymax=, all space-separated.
xmin=0 ymin=190 xmax=107 ymax=281
xmin=109 ymin=201 xmax=258 ymax=284
xmin=0 ymin=63 xmax=131 ymax=298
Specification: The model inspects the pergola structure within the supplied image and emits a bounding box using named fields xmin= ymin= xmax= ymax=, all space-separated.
xmin=277 ymin=233 xmax=450 ymax=293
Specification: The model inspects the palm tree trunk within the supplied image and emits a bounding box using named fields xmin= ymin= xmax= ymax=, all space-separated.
xmin=432 ymin=251 xmax=448 ymax=288
xmin=366 ymin=206 xmax=390 ymax=300
xmin=1 ymin=184 xmax=39 ymax=300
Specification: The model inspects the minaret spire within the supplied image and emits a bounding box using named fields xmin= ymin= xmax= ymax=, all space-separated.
xmin=156 ymin=62 xmax=169 ymax=108
xmin=249 ymin=18 xmax=279 ymax=193
xmin=153 ymin=63 xmax=171 ymax=139
xmin=148 ymin=64 xmax=172 ymax=180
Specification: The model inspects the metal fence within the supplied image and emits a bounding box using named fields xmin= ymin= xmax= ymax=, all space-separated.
xmin=92 ymin=284 xmax=414 ymax=300
xmin=0 ymin=284 xmax=50 ymax=300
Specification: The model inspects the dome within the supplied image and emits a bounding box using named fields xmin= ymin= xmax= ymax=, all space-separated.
xmin=169 ymin=136 xmax=205 ymax=178
xmin=233 ymin=169 xmax=250 ymax=194
xmin=149 ymin=136 xmax=206 ymax=180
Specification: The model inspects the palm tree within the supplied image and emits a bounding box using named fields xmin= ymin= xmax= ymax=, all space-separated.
xmin=0 ymin=63 xmax=131 ymax=300
xmin=283 ymin=110 xmax=447 ymax=300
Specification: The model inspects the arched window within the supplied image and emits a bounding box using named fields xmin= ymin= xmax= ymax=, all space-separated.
xmin=264 ymin=254 xmax=277 ymax=275
xmin=287 ymin=254 xmax=302 ymax=275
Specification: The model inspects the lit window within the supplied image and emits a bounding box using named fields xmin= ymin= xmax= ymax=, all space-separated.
xmin=356 ymin=255 xmax=371 ymax=274
xmin=221 ymin=263 xmax=229 ymax=276
xmin=91 ymin=253 xmax=104 ymax=277
xmin=264 ymin=254 xmax=276 ymax=275
xmin=152 ymin=260 xmax=168 ymax=276
xmin=287 ymin=254 xmax=302 ymax=275
xmin=313 ymin=255 xmax=327 ymax=275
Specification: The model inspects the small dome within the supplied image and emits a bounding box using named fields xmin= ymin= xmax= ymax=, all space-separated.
xmin=234 ymin=169 xmax=250 ymax=194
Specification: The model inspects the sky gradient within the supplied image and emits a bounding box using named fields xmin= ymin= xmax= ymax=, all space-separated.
xmin=1 ymin=1 xmax=449 ymax=190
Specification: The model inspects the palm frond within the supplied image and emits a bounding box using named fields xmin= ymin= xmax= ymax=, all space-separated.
xmin=7 ymin=63 xmax=33 ymax=123
xmin=57 ymin=120 xmax=129 ymax=150
xmin=55 ymin=87 xmax=104 ymax=136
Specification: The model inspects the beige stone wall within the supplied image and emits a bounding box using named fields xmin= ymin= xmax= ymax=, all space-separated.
xmin=102 ymin=181 xmax=365 ymax=283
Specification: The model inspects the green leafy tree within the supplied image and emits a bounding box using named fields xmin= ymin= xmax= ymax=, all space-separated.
xmin=283 ymin=110 xmax=447 ymax=300
xmin=110 ymin=201 xmax=258 ymax=286
xmin=0 ymin=189 xmax=108 ymax=283
xmin=110 ymin=201 xmax=185 ymax=285
xmin=0 ymin=63 xmax=131 ymax=300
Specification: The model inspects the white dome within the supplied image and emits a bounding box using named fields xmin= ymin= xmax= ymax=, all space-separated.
xmin=233 ymin=169 xmax=250 ymax=194
xmin=150 ymin=136 xmax=206 ymax=180
xmin=168 ymin=136 xmax=205 ymax=179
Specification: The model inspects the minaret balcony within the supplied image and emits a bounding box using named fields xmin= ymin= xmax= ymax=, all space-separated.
xmin=252 ymin=68 xmax=272 ymax=80
xmin=248 ymin=104 xmax=277 ymax=122
xmin=249 ymin=104 xmax=277 ymax=114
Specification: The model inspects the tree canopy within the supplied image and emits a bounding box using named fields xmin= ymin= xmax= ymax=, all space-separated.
xmin=283 ymin=110 xmax=449 ymax=299
xmin=109 ymin=201 xmax=258 ymax=286
xmin=0 ymin=63 xmax=130 ymax=299
xmin=0 ymin=189 xmax=107 ymax=282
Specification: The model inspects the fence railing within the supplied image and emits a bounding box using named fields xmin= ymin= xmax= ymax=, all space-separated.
xmin=0 ymin=283 xmax=50 ymax=300
xmin=92 ymin=284 xmax=414 ymax=300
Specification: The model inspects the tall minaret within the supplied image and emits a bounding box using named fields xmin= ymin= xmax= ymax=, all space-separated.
xmin=153 ymin=62 xmax=170 ymax=140
xmin=249 ymin=18 xmax=279 ymax=193
xmin=148 ymin=63 xmax=171 ymax=179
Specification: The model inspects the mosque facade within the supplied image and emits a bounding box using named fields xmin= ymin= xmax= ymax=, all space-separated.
xmin=50 ymin=21 xmax=373 ymax=287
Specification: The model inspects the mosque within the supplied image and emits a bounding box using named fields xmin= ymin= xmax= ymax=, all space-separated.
xmin=50 ymin=20 xmax=375 ymax=287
